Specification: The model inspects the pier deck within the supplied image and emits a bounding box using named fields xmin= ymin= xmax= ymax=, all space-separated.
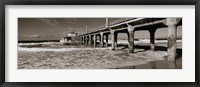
xmin=67 ymin=18 xmax=182 ymax=61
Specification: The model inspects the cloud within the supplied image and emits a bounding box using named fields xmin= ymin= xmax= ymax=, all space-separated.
xmin=39 ymin=18 xmax=78 ymax=30
xmin=40 ymin=19 xmax=61 ymax=28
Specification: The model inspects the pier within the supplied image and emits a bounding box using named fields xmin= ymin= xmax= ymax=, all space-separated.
xmin=72 ymin=18 xmax=182 ymax=61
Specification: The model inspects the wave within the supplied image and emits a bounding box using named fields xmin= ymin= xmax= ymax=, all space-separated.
xmin=18 ymin=46 xmax=110 ymax=52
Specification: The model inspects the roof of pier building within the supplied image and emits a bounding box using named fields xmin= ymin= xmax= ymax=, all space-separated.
xmin=63 ymin=32 xmax=78 ymax=38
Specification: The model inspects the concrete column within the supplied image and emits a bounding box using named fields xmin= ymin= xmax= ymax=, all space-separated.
xmin=165 ymin=18 xmax=179 ymax=61
xmin=77 ymin=37 xmax=79 ymax=43
xmin=72 ymin=37 xmax=75 ymax=43
xmin=89 ymin=35 xmax=91 ymax=46
xmin=100 ymin=32 xmax=104 ymax=47
xmin=81 ymin=37 xmax=83 ymax=44
xmin=77 ymin=37 xmax=78 ymax=43
xmin=98 ymin=35 xmax=101 ymax=44
xmin=149 ymin=29 xmax=156 ymax=50
xmin=83 ymin=36 xmax=85 ymax=44
xmin=75 ymin=37 xmax=77 ymax=42
xmin=127 ymin=24 xmax=135 ymax=53
xmin=105 ymin=34 xmax=109 ymax=47
xmin=110 ymin=29 xmax=116 ymax=50
xmin=84 ymin=36 xmax=86 ymax=44
xmin=79 ymin=36 xmax=81 ymax=44
xmin=85 ymin=35 xmax=88 ymax=45
xmin=78 ymin=37 xmax=79 ymax=43
xmin=114 ymin=33 xmax=118 ymax=47
xmin=71 ymin=37 xmax=73 ymax=43
xmin=94 ymin=34 xmax=97 ymax=47
xmin=82 ymin=36 xmax=84 ymax=44
xmin=74 ymin=37 xmax=76 ymax=43
xmin=91 ymin=35 xmax=93 ymax=45
xmin=127 ymin=32 xmax=130 ymax=48
xmin=79 ymin=37 xmax=81 ymax=44
xmin=64 ymin=38 xmax=67 ymax=43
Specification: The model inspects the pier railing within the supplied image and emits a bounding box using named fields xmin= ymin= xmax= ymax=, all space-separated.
xmin=87 ymin=18 xmax=134 ymax=34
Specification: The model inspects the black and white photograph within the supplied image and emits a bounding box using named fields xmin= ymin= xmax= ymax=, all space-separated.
xmin=18 ymin=18 xmax=182 ymax=69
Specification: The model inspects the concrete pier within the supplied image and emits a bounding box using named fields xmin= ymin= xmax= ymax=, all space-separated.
xmin=94 ymin=34 xmax=97 ymax=47
xmin=74 ymin=18 xmax=182 ymax=61
xmin=110 ymin=29 xmax=116 ymax=50
xmin=148 ymin=28 xmax=156 ymax=50
xmin=114 ymin=33 xmax=118 ymax=47
xmin=100 ymin=32 xmax=104 ymax=47
xmin=83 ymin=36 xmax=85 ymax=44
xmin=105 ymin=34 xmax=109 ymax=47
xmin=165 ymin=18 xmax=180 ymax=61
xmin=127 ymin=24 xmax=135 ymax=53
xmin=89 ymin=35 xmax=92 ymax=46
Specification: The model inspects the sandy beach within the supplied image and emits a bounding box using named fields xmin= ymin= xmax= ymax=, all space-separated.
xmin=18 ymin=40 xmax=182 ymax=69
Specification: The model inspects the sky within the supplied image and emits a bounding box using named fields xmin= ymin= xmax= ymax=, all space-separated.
xmin=18 ymin=18 xmax=182 ymax=40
